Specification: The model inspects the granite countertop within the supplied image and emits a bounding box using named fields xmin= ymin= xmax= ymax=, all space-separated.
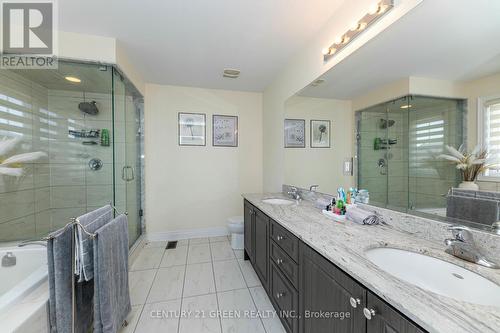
xmin=242 ymin=193 xmax=500 ymax=333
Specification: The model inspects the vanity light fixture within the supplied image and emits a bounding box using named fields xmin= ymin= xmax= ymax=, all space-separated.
xmin=322 ymin=0 xmax=394 ymax=62
xmin=65 ymin=76 xmax=81 ymax=83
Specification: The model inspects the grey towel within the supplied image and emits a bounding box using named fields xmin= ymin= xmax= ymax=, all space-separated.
xmin=47 ymin=225 xmax=93 ymax=333
xmin=446 ymin=195 xmax=499 ymax=225
xmin=75 ymin=205 xmax=113 ymax=282
xmin=93 ymin=214 xmax=131 ymax=333
xmin=346 ymin=207 xmax=383 ymax=225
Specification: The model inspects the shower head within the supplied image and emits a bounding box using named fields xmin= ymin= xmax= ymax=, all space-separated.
xmin=78 ymin=101 xmax=99 ymax=115
xmin=379 ymin=119 xmax=395 ymax=129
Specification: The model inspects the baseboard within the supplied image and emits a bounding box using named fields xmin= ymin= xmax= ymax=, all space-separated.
xmin=146 ymin=226 xmax=229 ymax=242
xmin=129 ymin=234 xmax=146 ymax=263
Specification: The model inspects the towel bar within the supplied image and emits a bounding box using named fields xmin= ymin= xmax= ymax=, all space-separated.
xmin=42 ymin=203 xmax=129 ymax=333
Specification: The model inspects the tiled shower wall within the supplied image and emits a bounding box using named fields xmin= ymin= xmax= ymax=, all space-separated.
xmin=46 ymin=90 xmax=115 ymax=231
xmin=357 ymin=109 xmax=409 ymax=209
xmin=0 ymin=70 xmax=50 ymax=241
xmin=357 ymin=97 xmax=463 ymax=212
xmin=407 ymin=98 xmax=462 ymax=210
xmin=0 ymin=71 xmax=117 ymax=242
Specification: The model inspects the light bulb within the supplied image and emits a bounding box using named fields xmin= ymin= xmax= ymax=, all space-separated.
xmin=350 ymin=21 xmax=360 ymax=31
xmin=377 ymin=4 xmax=389 ymax=14
xmin=322 ymin=48 xmax=335 ymax=56
xmin=368 ymin=3 xmax=379 ymax=15
xmin=357 ymin=22 xmax=367 ymax=30
xmin=334 ymin=36 xmax=342 ymax=45
xmin=341 ymin=35 xmax=350 ymax=44
xmin=65 ymin=76 xmax=81 ymax=83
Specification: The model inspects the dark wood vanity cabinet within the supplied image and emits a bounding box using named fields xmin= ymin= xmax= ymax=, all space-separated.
xmin=254 ymin=208 xmax=270 ymax=290
xmin=244 ymin=200 xmax=255 ymax=263
xmin=243 ymin=199 xmax=427 ymax=333
xmin=366 ymin=291 xmax=426 ymax=333
xmin=299 ymin=242 xmax=366 ymax=333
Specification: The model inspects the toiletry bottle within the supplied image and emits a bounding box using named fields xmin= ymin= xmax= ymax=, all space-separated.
xmin=101 ymin=129 xmax=110 ymax=146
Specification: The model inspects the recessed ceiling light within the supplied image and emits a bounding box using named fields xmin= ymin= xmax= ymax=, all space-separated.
xmin=400 ymin=104 xmax=412 ymax=109
xmin=65 ymin=76 xmax=81 ymax=83
xmin=223 ymin=69 xmax=240 ymax=79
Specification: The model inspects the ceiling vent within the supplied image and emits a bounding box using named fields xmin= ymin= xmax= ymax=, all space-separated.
xmin=223 ymin=69 xmax=240 ymax=79
xmin=310 ymin=79 xmax=325 ymax=87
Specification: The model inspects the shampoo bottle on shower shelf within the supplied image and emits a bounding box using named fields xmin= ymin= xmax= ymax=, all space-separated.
xmin=101 ymin=129 xmax=110 ymax=146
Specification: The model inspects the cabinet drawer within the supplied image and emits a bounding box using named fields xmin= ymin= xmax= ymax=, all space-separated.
xmin=270 ymin=220 xmax=299 ymax=262
xmin=271 ymin=262 xmax=299 ymax=333
xmin=270 ymin=240 xmax=298 ymax=289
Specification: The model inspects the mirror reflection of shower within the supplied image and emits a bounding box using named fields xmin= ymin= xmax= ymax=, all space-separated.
xmin=356 ymin=95 xmax=465 ymax=212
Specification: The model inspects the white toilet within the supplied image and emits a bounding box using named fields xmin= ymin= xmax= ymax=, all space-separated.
xmin=227 ymin=216 xmax=244 ymax=250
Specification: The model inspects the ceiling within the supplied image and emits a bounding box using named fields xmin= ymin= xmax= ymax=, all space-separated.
xmin=58 ymin=0 xmax=345 ymax=92
xmin=299 ymin=0 xmax=500 ymax=99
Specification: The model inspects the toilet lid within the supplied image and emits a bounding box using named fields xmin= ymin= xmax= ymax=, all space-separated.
xmin=228 ymin=216 xmax=244 ymax=224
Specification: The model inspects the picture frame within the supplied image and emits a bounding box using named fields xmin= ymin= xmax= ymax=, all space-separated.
xmin=284 ymin=119 xmax=306 ymax=148
xmin=310 ymin=119 xmax=331 ymax=148
xmin=178 ymin=112 xmax=206 ymax=146
xmin=213 ymin=115 xmax=238 ymax=147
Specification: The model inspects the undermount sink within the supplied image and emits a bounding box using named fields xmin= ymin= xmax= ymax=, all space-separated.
xmin=365 ymin=247 xmax=500 ymax=307
xmin=262 ymin=198 xmax=295 ymax=205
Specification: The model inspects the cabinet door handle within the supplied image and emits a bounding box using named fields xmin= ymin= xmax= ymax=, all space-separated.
xmin=277 ymin=235 xmax=284 ymax=241
xmin=363 ymin=308 xmax=376 ymax=320
xmin=276 ymin=292 xmax=285 ymax=299
xmin=349 ymin=297 xmax=361 ymax=308
xmin=276 ymin=258 xmax=283 ymax=265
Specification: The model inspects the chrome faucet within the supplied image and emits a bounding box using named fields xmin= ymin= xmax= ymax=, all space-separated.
xmin=444 ymin=226 xmax=499 ymax=269
xmin=491 ymin=221 xmax=500 ymax=235
xmin=1 ymin=252 xmax=16 ymax=267
xmin=287 ymin=187 xmax=301 ymax=201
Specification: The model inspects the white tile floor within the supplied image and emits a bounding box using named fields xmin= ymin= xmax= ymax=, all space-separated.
xmin=121 ymin=236 xmax=286 ymax=333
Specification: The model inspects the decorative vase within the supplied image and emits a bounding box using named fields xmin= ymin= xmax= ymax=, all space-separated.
xmin=458 ymin=181 xmax=479 ymax=190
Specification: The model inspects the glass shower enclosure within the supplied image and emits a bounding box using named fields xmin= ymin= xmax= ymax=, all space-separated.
xmin=0 ymin=60 xmax=144 ymax=246
xmin=356 ymin=95 xmax=466 ymax=215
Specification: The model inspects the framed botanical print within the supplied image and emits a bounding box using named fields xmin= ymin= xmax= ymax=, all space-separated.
xmin=310 ymin=119 xmax=331 ymax=148
xmin=213 ymin=115 xmax=238 ymax=147
xmin=284 ymin=119 xmax=305 ymax=148
xmin=178 ymin=112 xmax=206 ymax=146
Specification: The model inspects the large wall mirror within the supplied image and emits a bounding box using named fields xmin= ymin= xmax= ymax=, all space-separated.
xmin=284 ymin=0 xmax=500 ymax=235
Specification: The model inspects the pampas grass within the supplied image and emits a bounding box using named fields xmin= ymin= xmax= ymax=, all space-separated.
xmin=438 ymin=144 xmax=496 ymax=181
xmin=0 ymin=137 xmax=47 ymax=177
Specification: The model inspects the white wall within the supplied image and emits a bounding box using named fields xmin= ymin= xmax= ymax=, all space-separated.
xmin=145 ymin=84 xmax=263 ymax=236
xmin=284 ymin=96 xmax=353 ymax=193
xmin=352 ymin=78 xmax=410 ymax=111
xmin=58 ymin=31 xmax=145 ymax=95
xmin=262 ymin=0 xmax=423 ymax=192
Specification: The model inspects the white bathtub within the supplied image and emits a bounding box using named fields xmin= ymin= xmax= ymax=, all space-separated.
xmin=0 ymin=246 xmax=48 ymax=312
xmin=0 ymin=246 xmax=49 ymax=332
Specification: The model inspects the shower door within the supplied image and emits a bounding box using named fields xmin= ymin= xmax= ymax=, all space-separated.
xmin=356 ymin=103 xmax=389 ymax=207
xmin=407 ymin=96 xmax=463 ymax=214
xmin=113 ymin=69 xmax=142 ymax=246
xmin=385 ymin=97 xmax=410 ymax=212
